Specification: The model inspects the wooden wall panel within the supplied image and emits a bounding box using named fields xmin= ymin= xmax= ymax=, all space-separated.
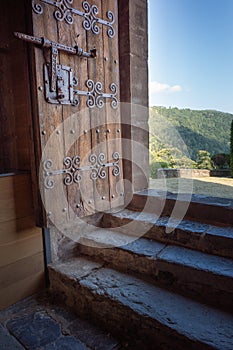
xmin=0 ymin=270 xmax=44 ymax=310
xmin=0 ymin=0 xmax=33 ymax=173
xmin=0 ymin=234 xmax=43 ymax=268
xmin=0 ymin=174 xmax=45 ymax=310
xmin=0 ymin=174 xmax=34 ymax=223
xmin=0 ymin=252 xmax=44 ymax=290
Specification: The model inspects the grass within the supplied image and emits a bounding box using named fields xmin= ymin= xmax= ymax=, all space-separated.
xmin=149 ymin=176 xmax=233 ymax=199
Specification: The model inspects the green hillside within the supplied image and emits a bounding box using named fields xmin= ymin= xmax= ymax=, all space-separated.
xmin=149 ymin=106 xmax=233 ymax=160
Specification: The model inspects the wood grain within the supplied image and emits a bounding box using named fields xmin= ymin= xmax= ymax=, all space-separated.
xmin=102 ymin=0 xmax=124 ymax=209
xmin=0 ymin=251 xmax=44 ymax=289
xmin=0 ymin=270 xmax=44 ymax=310
xmin=0 ymin=232 xmax=43 ymax=268
xmin=0 ymin=0 xmax=33 ymax=173
xmin=0 ymin=174 xmax=34 ymax=223
xmin=0 ymin=173 xmax=44 ymax=307
xmin=29 ymin=0 xmax=123 ymax=224
xmin=31 ymin=1 xmax=69 ymax=227
xmin=87 ymin=0 xmax=111 ymax=213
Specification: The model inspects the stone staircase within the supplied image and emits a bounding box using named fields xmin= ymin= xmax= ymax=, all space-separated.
xmin=48 ymin=190 xmax=233 ymax=350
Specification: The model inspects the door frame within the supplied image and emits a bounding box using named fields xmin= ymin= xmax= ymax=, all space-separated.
xmin=118 ymin=0 xmax=149 ymax=193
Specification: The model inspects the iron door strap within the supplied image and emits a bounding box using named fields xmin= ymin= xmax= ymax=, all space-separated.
xmin=73 ymin=80 xmax=118 ymax=109
xmin=43 ymin=152 xmax=120 ymax=189
xmin=31 ymin=0 xmax=115 ymax=37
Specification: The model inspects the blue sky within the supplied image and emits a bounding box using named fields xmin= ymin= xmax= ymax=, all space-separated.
xmin=149 ymin=0 xmax=233 ymax=113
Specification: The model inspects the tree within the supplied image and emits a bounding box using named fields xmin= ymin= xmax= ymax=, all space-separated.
xmin=149 ymin=106 xmax=233 ymax=160
xmin=196 ymin=150 xmax=213 ymax=170
xmin=212 ymin=153 xmax=230 ymax=169
xmin=149 ymin=147 xmax=197 ymax=178
xmin=230 ymin=120 xmax=233 ymax=177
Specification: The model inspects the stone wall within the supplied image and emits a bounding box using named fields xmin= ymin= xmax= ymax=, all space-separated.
xmin=210 ymin=170 xmax=231 ymax=177
xmin=157 ymin=168 xmax=210 ymax=178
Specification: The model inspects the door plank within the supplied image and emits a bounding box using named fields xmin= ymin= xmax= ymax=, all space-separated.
xmin=57 ymin=0 xmax=94 ymax=221
xmin=102 ymin=0 xmax=124 ymax=209
xmin=31 ymin=4 xmax=69 ymax=227
xmin=87 ymin=0 xmax=111 ymax=213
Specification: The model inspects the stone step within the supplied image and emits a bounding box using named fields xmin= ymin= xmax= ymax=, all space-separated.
xmin=101 ymin=209 xmax=233 ymax=259
xmin=48 ymin=257 xmax=233 ymax=350
xmin=75 ymin=228 xmax=233 ymax=311
xmin=128 ymin=189 xmax=233 ymax=226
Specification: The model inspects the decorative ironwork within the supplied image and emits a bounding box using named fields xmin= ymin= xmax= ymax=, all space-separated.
xmin=15 ymin=32 xmax=117 ymax=108
xmin=43 ymin=152 xmax=120 ymax=189
xmin=74 ymin=80 xmax=118 ymax=109
xmin=63 ymin=156 xmax=82 ymax=185
xmin=89 ymin=153 xmax=107 ymax=180
xmin=14 ymin=32 xmax=98 ymax=106
xmin=14 ymin=32 xmax=96 ymax=58
xmin=112 ymin=152 xmax=120 ymax=177
xmin=44 ymin=63 xmax=76 ymax=105
xmin=32 ymin=0 xmax=115 ymax=37
xmin=43 ymin=159 xmax=64 ymax=189
xmin=82 ymin=1 xmax=115 ymax=38
xmin=89 ymin=152 xmax=120 ymax=180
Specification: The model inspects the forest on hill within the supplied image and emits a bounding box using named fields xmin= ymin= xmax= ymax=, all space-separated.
xmin=149 ymin=106 xmax=233 ymax=176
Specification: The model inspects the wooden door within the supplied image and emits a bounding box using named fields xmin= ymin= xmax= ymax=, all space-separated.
xmin=25 ymin=0 xmax=124 ymax=227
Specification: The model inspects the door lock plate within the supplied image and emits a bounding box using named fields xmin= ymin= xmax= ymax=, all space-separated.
xmin=44 ymin=63 xmax=77 ymax=105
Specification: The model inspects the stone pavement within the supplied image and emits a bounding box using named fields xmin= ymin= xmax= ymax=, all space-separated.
xmin=0 ymin=291 xmax=125 ymax=350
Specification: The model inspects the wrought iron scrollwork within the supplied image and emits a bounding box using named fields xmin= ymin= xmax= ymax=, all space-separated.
xmin=43 ymin=159 xmax=56 ymax=189
xmin=43 ymin=152 xmax=120 ymax=189
xmin=112 ymin=152 xmax=120 ymax=177
xmin=88 ymin=152 xmax=120 ymax=180
xmin=63 ymin=156 xmax=82 ymax=185
xmin=74 ymin=80 xmax=118 ymax=109
xmin=89 ymin=153 xmax=107 ymax=180
xmin=82 ymin=1 xmax=115 ymax=38
xmin=32 ymin=0 xmax=115 ymax=37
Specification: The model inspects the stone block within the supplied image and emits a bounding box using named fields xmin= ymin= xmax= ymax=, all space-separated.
xmin=43 ymin=336 xmax=88 ymax=350
xmin=0 ymin=324 xmax=24 ymax=350
xmin=68 ymin=318 xmax=119 ymax=350
xmin=7 ymin=312 xmax=61 ymax=349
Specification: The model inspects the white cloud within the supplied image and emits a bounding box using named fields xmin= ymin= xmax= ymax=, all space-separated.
xmin=149 ymin=81 xmax=183 ymax=93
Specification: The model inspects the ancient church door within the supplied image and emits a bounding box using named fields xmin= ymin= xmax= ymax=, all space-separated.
xmin=19 ymin=0 xmax=124 ymax=228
